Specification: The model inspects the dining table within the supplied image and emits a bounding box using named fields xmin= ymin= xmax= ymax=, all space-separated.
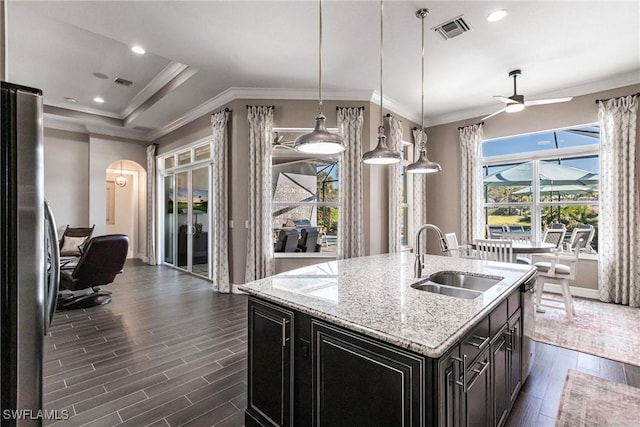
xmin=466 ymin=240 xmax=557 ymax=263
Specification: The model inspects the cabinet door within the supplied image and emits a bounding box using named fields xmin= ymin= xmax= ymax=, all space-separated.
xmin=438 ymin=345 xmax=462 ymax=427
xmin=491 ymin=330 xmax=509 ymax=427
xmin=508 ymin=310 xmax=522 ymax=403
xmin=312 ymin=321 xmax=425 ymax=426
xmin=247 ymin=298 xmax=293 ymax=427
xmin=463 ymin=349 xmax=491 ymax=427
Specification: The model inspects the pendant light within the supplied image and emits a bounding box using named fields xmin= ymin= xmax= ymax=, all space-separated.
xmin=407 ymin=8 xmax=442 ymax=174
xmin=294 ymin=0 xmax=346 ymax=155
xmin=115 ymin=160 xmax=127 ymax=187
xmin=362 ymin=0 xmax=401 ymax=165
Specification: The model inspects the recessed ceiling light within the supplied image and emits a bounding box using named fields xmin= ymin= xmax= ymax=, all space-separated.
xmin=131 ymin=45 xmax=146 ymax=55
xmin=487 ymin=9 xmax=508 ymax=22
xmin=93 ymin=72 xmax=109 ymax=79
xmin=64 ymin=97 xmax=77 ymax=103
xmin=93 ymin=97 xmax=105 ymax=104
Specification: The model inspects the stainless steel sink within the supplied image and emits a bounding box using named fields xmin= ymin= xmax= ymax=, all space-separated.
xmin=428 ymin=271 xmax=502 ymax=292
xmin=411 ymin=281 xmax=482 ymax=299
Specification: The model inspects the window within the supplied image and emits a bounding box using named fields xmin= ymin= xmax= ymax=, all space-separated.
xmin=399 ymin=141 xmax=414 ymax=247
xmin=272 ymin=129 xmax=339 ymax=255
xmin=482 ymin=125 xmax=599 ymax=251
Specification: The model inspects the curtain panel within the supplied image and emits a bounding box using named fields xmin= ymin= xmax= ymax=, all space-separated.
xmin=146 ymin=143 xmax=157 ymax=265
xmin=211 ymin=110 xmax=231 ymax=292
xmin=387 ymin=115 xmax=403 ymax=253
xmin=245 ymin=106 xmax=274 ymax=281
xmin=459 ymin=123 xmax=484 ymax=244
xmin=337 ymin=107 xmax=364 ymax=259
xmin=597 ymin=94 xmax=639 ymax=307
xmin=412 ymin=128 xmax=427 ymax=254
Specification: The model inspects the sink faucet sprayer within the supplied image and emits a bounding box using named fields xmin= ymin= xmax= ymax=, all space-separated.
xmin=414 ymin=224 xmax=449 ymax=278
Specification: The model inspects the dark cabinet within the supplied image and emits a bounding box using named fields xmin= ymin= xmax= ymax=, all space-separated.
xmin=491 ymin=326 xmax=509 ymax=427
xmin=247 ymin=298 xmax=293 ymax=426
xmin=438 ymin=345 xmax=462 ymax=427
xmin=508 ymin=310 xmax=523 ymax=404
xmin=463 ymin=348 xmax=491 ymax=427
xmin=312 ymin=320 xmax=426 ymax=426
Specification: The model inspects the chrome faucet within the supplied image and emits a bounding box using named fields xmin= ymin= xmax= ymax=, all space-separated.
xmin=414 ymin=224 xmax=450 ymax=278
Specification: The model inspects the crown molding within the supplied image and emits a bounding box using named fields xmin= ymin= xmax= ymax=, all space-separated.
xmin=146 ymin=87 xmax=382 ymax=141
xmin=370 ymin=91 xmax=421 ymax=124
xmin=44 ymin=113 xmax=149 ymax=141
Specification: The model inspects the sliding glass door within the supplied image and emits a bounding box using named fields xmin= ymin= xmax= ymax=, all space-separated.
xmin=162 ymin=164 xmax=211 ymax=278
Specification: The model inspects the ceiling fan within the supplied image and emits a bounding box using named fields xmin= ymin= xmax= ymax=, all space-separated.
xmin=272 ymin=132 xmax=295 ymax=151
xmin=482 ymin=69 xmax=573 ymax=120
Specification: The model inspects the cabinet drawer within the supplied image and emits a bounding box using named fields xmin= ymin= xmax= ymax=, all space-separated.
xmin=490 ymin=299 xmax=508 ymax=338
xmin=461 ymin=316 xmax=490 ymax=363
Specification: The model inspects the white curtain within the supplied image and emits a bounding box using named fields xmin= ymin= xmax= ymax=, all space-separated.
xmin=459 ymin=123 xmax=484 ymax=244
xmin=412 ymin=128 xmax=427 ymax=254
xmin=387 ymin=115 xmax=403 ymax=253
xmin=146 ymin=143 xmax=157 ymax=265
xmin=245 ymin=106 xmax=274 ymax=281
xmin=211 ymin=110 xmax=231 ymax=292
xmin=597 ymin=94 xmax=639 ymax=307
xmin=337 ymin=107 xmax=364 ymax=259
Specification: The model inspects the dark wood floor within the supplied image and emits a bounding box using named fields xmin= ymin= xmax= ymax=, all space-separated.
xmin=45 ymin=260 xmax=640 ymax=426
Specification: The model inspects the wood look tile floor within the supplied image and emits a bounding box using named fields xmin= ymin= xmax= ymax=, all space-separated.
xmin=45 ymin=260 xmax=640 ymax=426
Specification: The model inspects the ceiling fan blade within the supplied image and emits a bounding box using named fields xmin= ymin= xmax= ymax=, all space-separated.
xmin=494 ymin=96 xmax=513 ymax=104
xmin=481 ymin=107 xmax=506 ymax=121
xmin=524 ymin=96 xmax=573 ymax=106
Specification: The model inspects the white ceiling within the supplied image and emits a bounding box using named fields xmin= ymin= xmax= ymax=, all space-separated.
xmin=6 ymin=0 xmax=640 ymax=141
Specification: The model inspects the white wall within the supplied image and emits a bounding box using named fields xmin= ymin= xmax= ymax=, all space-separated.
xmin=43 ymin=128 xmax=90 ymax=235
xmin=106 ymin=161 xmax=140 ymax=258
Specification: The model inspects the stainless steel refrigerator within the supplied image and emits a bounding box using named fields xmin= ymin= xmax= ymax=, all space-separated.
xmin=1 ymin=81 xmax=60 ymax=426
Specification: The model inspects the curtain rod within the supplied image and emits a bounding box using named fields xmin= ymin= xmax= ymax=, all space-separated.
xmin=457 ymin=121 xmax=484 ymax=130
xmin=335 ymin=106 xmax=365 ymax=111
xmin=245 ymin=105 xmax=275 ymax=109
xmin=594 ymin=92 xmax=640 ymax=104
xmin=212 ymin=108 xmax=231 ymax=115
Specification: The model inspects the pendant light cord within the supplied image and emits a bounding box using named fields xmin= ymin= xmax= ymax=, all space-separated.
xmin=318 ymin=0 xmax=323 ymax=115
xmin=420 ymin=9 xmax=425 ymax=150
xmin=379 ymin=0 xmax=384 ymax=130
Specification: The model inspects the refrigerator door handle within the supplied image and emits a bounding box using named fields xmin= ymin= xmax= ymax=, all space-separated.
xmin=44 ymin=200 xmax=60 ymax=334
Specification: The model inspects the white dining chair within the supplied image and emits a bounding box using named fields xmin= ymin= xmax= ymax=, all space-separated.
xmin=475 ymin=238 xmax=513 ymax=263
xmin=532 ymin=238 xmax=587 ymax=321
xmin=444 ymin=233 xmax=474 ymax=258
xmin=502 ymin=232 xmax=532 ymax=265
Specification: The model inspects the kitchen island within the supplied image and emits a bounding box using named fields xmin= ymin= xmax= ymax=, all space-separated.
xmin=239 ymin=252 xmax=536 ymax=427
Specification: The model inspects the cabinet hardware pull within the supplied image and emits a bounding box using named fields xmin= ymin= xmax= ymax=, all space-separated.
xmin=467 ymin=334 xmax=489 ymax=349
xmin=506 ymin=327 xmax=514 ymax=351
xmin=466 ymin=360 xmax=490 ymax=391
xmin=281 ymin=319 xmax=289 ymax=347
xmin=452 ymin=355 xmax=466 ymax=389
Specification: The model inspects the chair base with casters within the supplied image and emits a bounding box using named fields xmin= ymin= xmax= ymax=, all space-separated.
xmin=57 ymin=287 xmax=112 ymax=310
xmin=58 ymin=234 xmax=129 ymax=310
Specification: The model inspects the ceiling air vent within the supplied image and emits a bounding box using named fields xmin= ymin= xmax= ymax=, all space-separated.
xmin=432 ymin=15 xmax=470 ymax=40
xmin=114 ymin=77 xmax=133 ymax=87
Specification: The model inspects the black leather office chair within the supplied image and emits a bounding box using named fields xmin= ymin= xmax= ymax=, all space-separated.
xmin=59 ymin=224 xmax=95 ymax=257
xmin=58 ymin=234 xmax=129 ymax=310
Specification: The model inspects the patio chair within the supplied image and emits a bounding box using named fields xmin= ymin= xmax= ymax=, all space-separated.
xmin=506 ymin=224 xmax=525 ymax=232
xmin=533 ymin=238 xmax=588 ymax=321
xmin=275 ymin=229 xmax=299 ymax=253
xmin=59 ymin=224 xmax=95 ymax=257
xmin=567 ymin=224 xmax=595 ymax=253
xmin=298 ymin=227 xmax=320 ymax=252
xmin=475 ymin=238 xmax=513 ymax=263
xmin=542 ymin=228 xmax=566 ymax=250
xmin=486 ymin=224 xmax=505 ymax=239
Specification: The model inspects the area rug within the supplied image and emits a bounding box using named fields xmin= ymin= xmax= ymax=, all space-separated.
xmin=556 ymin=370 xmax=640 ymax=426
xmin=529 ymin=294 xmax=640 ymax=366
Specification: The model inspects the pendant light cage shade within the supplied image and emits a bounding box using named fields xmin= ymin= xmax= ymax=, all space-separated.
xmin=294 ymin=0 xmax=346 ymax=155
xmin=115 ymin=160 xmax=127 ymax=187
xmin=362 ymin=0 xmax=401 ymax=165
xmin=406 ymin=7 xmax=442 ymax=174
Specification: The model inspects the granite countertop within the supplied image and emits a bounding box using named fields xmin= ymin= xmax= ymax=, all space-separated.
xmin=239 ymin=252 xmax=535 ymax=358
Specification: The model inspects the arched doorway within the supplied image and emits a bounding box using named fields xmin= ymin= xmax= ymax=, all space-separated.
xmin=106 ymin=160 xmax=143 ymax=259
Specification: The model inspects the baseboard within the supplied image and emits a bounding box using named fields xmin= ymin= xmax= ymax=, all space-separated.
xmin=136 ymin=254 xmax=149 ymax=263
xmin=543 ymin=283 xmax=599 ymax=300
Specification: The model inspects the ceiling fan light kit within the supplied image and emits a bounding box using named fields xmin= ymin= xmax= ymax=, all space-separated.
xmin=406 ymin=7 xmax=441 ymax=174
xmin=362 ymin=0 xmax=401 ymax=165
xmin=294 ymin=0 xmax=346 ymax=155
xmin=482 ymin=68 xmax=573 ymax=120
